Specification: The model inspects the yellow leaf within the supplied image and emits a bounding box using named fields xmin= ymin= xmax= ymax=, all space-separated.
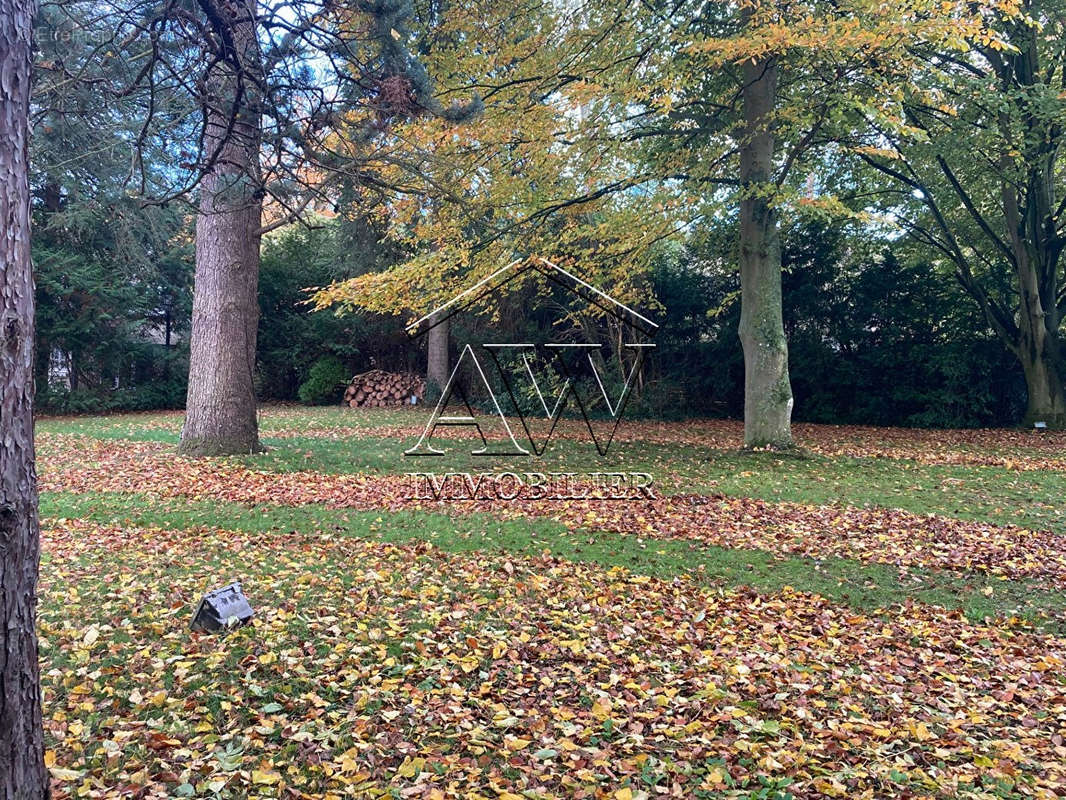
xmin=812 ymin=778 xmax=848 ymax=797
xmin=591 ymin=699 xmax=612 ymax=720
xmin=909 ymin=721 xmax=935 ymax=741
xmin=49 ymin=767 xmax=83 ymax=781
xmin=395 ymin=756 xmax=425 ymax=778
xmin=44 ymin=750 xmax=56 ymax=768
xmin=615 ymin=789 xmax=634 ymax=800
xmin=252 ymin=769 xmax=281 ymax=785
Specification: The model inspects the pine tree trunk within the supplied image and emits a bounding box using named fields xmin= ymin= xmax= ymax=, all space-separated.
xmin=179 ymin=0 xmax=264 ymax=456
xmin=426 ymin=312 xmax=450 ymax=394
xmin=0 ymin=0 xmax=50 ymax=792
xmin=737 ymin=54 xmax=793 ymax=449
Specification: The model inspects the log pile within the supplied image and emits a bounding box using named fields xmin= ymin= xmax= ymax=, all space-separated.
xmin=343 ymin=370 xmax=426 ymax=408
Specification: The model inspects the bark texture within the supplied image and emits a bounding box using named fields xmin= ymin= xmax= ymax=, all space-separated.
xmin=1013 ymin=221 xmax=1066 ymax=427
xmin=0 ymin=0 xmax=50 ymax=792
xmin=864 ymin=21 xmax=1066 ymax=428
xmin=999 ymin=38 xmax=1065 ymax=427
xmin=986 ymin=27 xmax=1066 ymax=428
xmin=426 ymin=312 xmax=450 ymax=395
xmin=737 ymin=54 xmax=793 ymax=448
xmin=179 ymin=0 xmax=264 ymax=456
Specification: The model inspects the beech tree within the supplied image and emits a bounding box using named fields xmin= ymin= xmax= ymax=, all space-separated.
xmin=310 ymin=0 xmax=677 ymax=368
xmin=426 ymin=311 xmax=449 ymax=393
xmin=316 ymin=0 xmax=996 ymax=448
xmin=856 ymin=0 xmax=1066 ymax=426
xmin=737 ymin=39 xmax=793 ymax=447
xmin=635 ymin=0 xmax=1005 ymax=447
xmin=1 ymin=0 xmax=49 ymax=794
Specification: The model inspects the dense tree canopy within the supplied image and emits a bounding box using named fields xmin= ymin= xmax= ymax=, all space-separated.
xmin=20 ymin=0 xmax=1061 ymax=432
xmin=854 ymin=0 xmax=1066 ymax=426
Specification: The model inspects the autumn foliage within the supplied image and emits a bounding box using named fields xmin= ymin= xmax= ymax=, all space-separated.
xmin=33 ymin=407 xmax=1066 ymax=798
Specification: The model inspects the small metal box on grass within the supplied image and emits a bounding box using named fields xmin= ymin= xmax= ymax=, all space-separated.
xmin=191 ymin=582 xmax=254 ymax=632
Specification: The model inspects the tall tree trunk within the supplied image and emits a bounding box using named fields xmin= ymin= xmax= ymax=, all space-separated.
xmin=1008 ymin=31 xmax=1066 ymax=427
xmin=0 ymin=0 xmax=50 ymax=793
xmin=179 ymin=0 xmax=264 ymax=456
xmin=34 ymin=339 xmax=49 ymax=398
xmin=33 ymin=182 xmax=61 ymax=398
xmin=67 ymin=352 xmax=77 ymax=392
xmin=426 ymin=312 xmax=450 ymax=394
xmin=737 ymin=54 xmax=793 ymax=448
xmin=1008 ymin=182 xmax=1066 ymax=427
xmin=1019 ymin=344 xmax=1066 ymax=427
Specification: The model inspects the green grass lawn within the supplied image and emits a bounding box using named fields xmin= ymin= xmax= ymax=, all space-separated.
xmin=37 ymin=407 xmax=1066 ymax=626
xmin=38 ymin=407 xmax=1066 ymax=533
xmin=34 ymin=407 xmax=1066 ymax=798
xmin=41 ymin=489 xmax=1066 ymax=630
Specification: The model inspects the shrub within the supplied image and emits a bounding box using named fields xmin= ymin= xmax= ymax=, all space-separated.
xmin=297 ymin=357 xmax=350 ymax=405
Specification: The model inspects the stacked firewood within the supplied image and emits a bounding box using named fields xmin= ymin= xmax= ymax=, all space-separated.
xmin=343 ymin=370 xmax=426 ymax=408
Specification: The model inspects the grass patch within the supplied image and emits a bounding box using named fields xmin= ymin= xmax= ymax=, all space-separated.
xmin=199 ymin=435 xmax=1066 ymax=533
xmin=42 ymin=491 xmax=1066 ymax=631
xmin=38 ymin=408 xmax=1066 ymax=533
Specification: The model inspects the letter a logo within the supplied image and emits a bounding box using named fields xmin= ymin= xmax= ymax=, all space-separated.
xmin=405 ymin=344 xmax=530 ymax=456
